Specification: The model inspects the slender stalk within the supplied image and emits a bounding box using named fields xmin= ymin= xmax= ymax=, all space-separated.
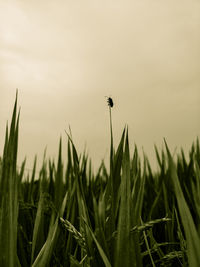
xmin=109 ymin=106 xmax=113 ymax=170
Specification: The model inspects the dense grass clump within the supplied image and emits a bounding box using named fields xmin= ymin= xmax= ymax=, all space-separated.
xmin=0 ymin=95 xmax=200 ymax=267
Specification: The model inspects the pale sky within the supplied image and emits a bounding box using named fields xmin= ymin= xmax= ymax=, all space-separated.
xmin=0 ymin=0 xmax=200 ymax=172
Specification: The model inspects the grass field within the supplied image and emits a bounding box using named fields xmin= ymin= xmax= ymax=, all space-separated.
xmin=0 ymin=95 xmax=200 ymax=267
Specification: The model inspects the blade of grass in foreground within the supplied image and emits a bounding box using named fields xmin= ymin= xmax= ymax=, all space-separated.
xmin=83 ymin=218 xmax=111 ymax=267
xmin=31 ymin=167 xmax=48 ymax=264
xmin=31 ymin=142 xmax=68 ymax=267
xmin=115 ymin=129 xmax=142 ymax=267
xmin=0 ymin=93 xmax=21 ymax=267
xmin=32 ymin=191 xmax=68 ymax=267
xmin=165 ymin=140 xmax=200 ymax=267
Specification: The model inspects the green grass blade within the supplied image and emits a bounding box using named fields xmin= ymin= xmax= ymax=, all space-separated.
xmin=165 ymin=140 xmax=200 ymax=267
xmin=115 ymin=128 xmax=142 ymax=267
xmin=83 ymin=218 xmax=111 ymax=267
xmin=0 ymin=93 xmax=20 ymax=266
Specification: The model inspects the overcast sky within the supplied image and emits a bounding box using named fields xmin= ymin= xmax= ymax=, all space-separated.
xmin=0 ymin=0 xmax=200 ymax=172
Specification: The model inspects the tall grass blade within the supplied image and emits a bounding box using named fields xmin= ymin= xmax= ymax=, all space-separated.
xmin=0 ymin=93 xmax=21 ymax=266
xmin=115 ymin=128 xmax=142 ymax=267
xmin=165 ymin=140 xmax=200 ymax=267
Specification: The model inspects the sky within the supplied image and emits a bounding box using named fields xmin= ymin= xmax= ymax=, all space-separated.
xmin=0 ymin=0 xmax=200 ymax=172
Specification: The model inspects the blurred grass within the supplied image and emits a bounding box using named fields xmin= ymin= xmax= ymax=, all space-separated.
xmin=0 ymin=94 xmax=200 ymax=266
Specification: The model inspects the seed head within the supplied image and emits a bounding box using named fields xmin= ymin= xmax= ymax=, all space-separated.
xmin=106 ymin=97 xmax=114 ymax=108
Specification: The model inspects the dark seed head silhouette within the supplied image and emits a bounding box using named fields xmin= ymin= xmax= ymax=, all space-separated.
xmin=105 ymin=96 xmax=114 ymax=108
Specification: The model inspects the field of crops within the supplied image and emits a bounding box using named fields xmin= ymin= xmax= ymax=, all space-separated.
xmin=0 ymin=95 xmax=200 ymax=267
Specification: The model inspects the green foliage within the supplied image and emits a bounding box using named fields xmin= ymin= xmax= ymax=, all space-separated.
xmin=0 ymin=94 xmax=199 ymax=267
xmin=0 ymin=92 xmax=20 ymax=267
